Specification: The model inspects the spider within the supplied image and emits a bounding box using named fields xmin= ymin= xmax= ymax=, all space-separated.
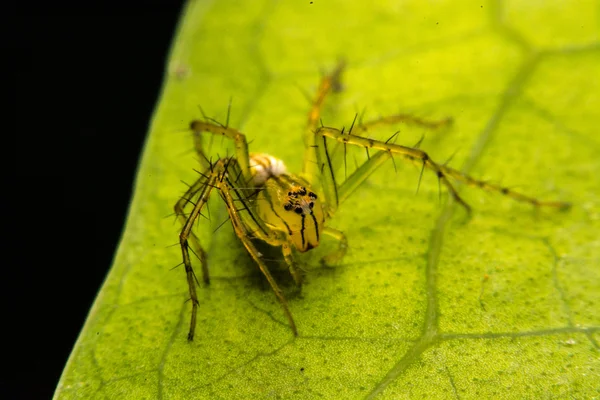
xmin=175 ymin=61 xmax=570 ymax=341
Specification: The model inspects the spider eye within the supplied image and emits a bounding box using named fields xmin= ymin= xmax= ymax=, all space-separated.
xmin=284 ymin=203 xmax=293 ymax=211
xmin=299 ymin=187 xmax=307 ymax=196
xmin=288 ymin=192 xmax=292 ymax=196
xmin=309 ymin=192 xmax=317 ymax=200
xmin=294 ymin=207 xmax=303 ymax=214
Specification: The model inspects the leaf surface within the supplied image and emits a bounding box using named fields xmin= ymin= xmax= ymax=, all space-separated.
xmin=56 ymin=0 xmax=600 ymax=398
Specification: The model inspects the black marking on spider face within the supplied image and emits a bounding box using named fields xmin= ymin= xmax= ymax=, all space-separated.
xmin=300 ymin=215 xmax=306 ymax=247
xmin=309 ymin=202 xmax=314 ymax=209
xmin=308 ymin=192 xmax=317 ymax=200
xmin=322 ymin=136 xmax=339 ymax=206
xmin=298 ymin=187 xmax=307 ymax=196
xmin=284 ymin=203 xmax=293 ymax=211
xmin=294 ymin=207 xmax=303 ymax=214
xmin=310 ymin=213 xmax=320 ymax=241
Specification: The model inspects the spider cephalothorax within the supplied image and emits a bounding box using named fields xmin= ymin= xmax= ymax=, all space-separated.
xmin=282 ymin=186 xmax=322 ymax=251
xmin=256 ymin=177 xmax=325 ymax=253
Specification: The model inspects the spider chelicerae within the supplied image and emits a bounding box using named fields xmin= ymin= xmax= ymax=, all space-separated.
xmin=175 ymin=62 xmax=570 ymax=341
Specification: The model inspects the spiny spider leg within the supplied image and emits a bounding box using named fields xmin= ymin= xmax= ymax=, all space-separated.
xmin=325 ymin=113 xmax=455 ymax=191
xmin=189 ymin=120 xmax=253 ymax=184
xmin=179 ymin=158 xmax=298 ymax=341
xmin=176 ymin=116 xmax=253 ymax=287
xmin=317 ymin=112 xmax=454 ymax=215
xmin=303 ymin=61 xmax=346 ymax=178
xmin=218 ymin=166 xmax=299 ymax=336
xmin=191 ymin=128 xmax=211 ymax=171
xmin=174 ymin=173 xmax=211 ymax=283
xmin=314 ymin=125 xmax=571 ymax=214
xmin=434 ymin=163 xmax=571 ymax=209
xmin=178 ymin=171 xmax=214 ymax=341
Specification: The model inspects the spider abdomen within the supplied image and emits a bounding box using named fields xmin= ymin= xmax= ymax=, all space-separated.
xmin=249 ymin=153 xmax=288 ymax=186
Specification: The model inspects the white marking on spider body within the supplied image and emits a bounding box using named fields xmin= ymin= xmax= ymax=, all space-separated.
xmin=250 ymin=153 xmax=288 ymax=186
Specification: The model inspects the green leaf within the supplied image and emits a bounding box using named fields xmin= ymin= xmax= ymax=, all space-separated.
xmin=55 ymin=0 xmax=600 ymax=398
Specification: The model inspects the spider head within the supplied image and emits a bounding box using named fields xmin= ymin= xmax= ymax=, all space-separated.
xmin=256 ymin=180 xmax=325 ymax=252
xmin=280 ymin=185 xmax=324 ymax=252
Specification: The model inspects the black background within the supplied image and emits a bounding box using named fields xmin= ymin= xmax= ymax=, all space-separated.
xmin=6 ymin=2 xmax=185 ymax=398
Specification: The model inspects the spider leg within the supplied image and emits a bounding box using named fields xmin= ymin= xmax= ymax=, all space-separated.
xmin=280 ymin=242 xmax=305 ymax=286
xmin=189 ymin=120 xmax=253 ymax=185
xmin=315 ymin=126 xmax=469 ymax=212
xmin=191 ymin=128 xmax=211 ymax=171
xmin=326 ymin=113 xmax=453 ymax=190
xmin=179 ymin=157 xmax=298 ymax=339
xmin=174 ymin=173 xmax=211 ymax=284
xmin=218 ymin=169 xmax=299 ymax=336
xmin=320 ymin=227 xmax=348 ymax=265
xmin=315 ymin=126 xmax=571 ymax=214
xmin=178 ymin=170 xmax=218 ymax=341
xmin=436 ymin=163 xmax=571 ymax=209
xmin=236 ymin=210 xmax=307 ymax=287
xmin=318 ymin=113 xmax=452 ymax=213
xmin=302 ymin=60 xmax=346 ymax=178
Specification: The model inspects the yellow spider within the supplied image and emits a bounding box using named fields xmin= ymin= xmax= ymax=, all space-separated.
xmin=175 ymin=62 xmax=570 ymax=341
